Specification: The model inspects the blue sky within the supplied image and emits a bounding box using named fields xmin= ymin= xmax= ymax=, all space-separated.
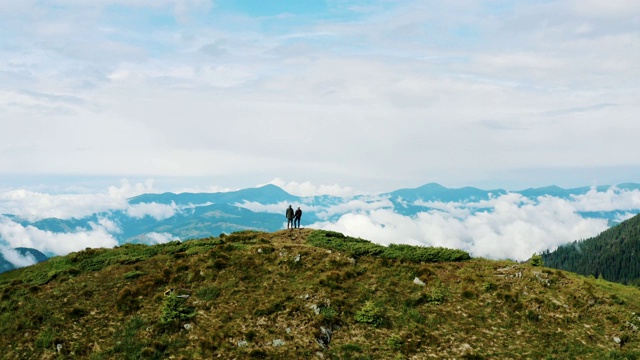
xmin=1 ymin=0 xmax=640 ymax=194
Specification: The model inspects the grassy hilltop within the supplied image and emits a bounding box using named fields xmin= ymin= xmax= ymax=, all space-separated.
xmin=1 ymin=229 xmax=640 ymax=359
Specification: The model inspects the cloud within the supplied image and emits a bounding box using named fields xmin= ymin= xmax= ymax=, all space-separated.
xmin=311 ymin=192 xmax=612 ymax=261
xmin=569 ymin=187 xmax=640 ymax=211
xmin=126 ymin=202 xmax=178 ymax=221
xmin=0 ymin=246 xmax=38 ymax=268
xmin=0 ymin=180 xmax=156 ymax=221
xmin=143 ymin=232 xmax=179 ymax=245
xmin=0 ymin=216 xmax=118 ymax=255
xmin=268 ymin=178 xmax=356 ymax=197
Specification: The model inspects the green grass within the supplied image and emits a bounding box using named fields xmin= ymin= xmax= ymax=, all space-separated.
xmin=1 ymin=229 xmax=640 ymax=359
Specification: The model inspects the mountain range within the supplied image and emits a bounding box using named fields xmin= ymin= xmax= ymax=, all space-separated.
xmin=1 ymin=182 xmax=640 ymax=275
xmin=6 ymin=183 xmax=640 ymax=245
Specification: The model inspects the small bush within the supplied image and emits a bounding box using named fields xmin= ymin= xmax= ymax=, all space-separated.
xmin=530 ymin=254 xmax=543 ymax=267
xmin=355 ymin=301 xmax=385 ymax=327
xmin=482 ymin=282 xmax=497 ymax=292
xmin=124 ymin=271 xmax=145 ymax=280
xmin=69 ymin=307 xmax=89 ymax=319
xmin=387 ymin=334 xmax=404 ymax=350
xmin=160 ymin=293 xmax=195 ymax=325
xmin=196 ymin=286 xmax=221 ymax=301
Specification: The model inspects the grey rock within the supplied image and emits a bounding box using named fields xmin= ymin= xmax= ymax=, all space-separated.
xmin=316 ymin=326 xmax=332 ymax=349
xmin=272 ymin=339 xmax=285 ymax=347
xmin=413 ymin=277 xmax=425 ymax=286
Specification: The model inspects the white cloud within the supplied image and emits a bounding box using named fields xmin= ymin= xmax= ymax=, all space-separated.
xmin=0 ymin=216 xmax=118 ymax=255
xmin=126 ymin=202 xmax=178 ymax=221
xmin=311 ymin=192 xmax=611 ymax=261
xmin=0 ymin=246 xmax=38 ymax=268
xmin=269 ymin=178 xmax=356 ymax=197
xmin=144 ymin=232 xmax=179 ymax=245
xmin=0 ymin=180 xmax=156 ymax=221
xmin=569 ymin=187 xmax=640 ymax=211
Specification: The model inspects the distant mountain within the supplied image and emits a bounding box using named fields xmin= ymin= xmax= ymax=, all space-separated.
xmin=2 ymin=182 xmax=640 ymax=274
xmin=542 ymin=213 xmax=640 ymax=284
xmin=0 ymin=247 xmax=47 ymax=273
xmin=129 ymin=184 xmax=298 ymax=206
xmin=388 ymin=183 xmax=506 ymax=202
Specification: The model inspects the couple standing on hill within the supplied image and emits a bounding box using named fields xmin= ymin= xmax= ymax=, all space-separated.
xmin=286 ymin=205 xmax=302 ymax=229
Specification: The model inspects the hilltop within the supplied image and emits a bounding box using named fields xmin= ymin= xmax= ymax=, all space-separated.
xmin=1 ymin=230 xmax=640 ymax=359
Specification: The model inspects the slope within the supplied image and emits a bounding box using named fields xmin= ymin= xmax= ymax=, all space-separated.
xmin=542 ymin=213 xmax=640 ymax=284
xmin=1 ymin=230 xmax=639 ymax=359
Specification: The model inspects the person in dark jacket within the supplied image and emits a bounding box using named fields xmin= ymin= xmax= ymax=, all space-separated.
xmin=286 ymin=205 xmax=294 ymax=229
xmin=294 ymin=207 xmax=302 ymax=228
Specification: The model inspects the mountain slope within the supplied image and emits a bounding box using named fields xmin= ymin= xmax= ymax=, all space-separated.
xmin=1 ymin=230 xmax=639 ymax=359
xmin=542 ymin=213 xmax=640 ymax=284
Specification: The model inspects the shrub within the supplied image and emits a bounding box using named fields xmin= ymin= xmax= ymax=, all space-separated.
xmin=308 ymin=230 xmax=470 ymax=263
xmin=196 ymin=286 xmax=220 ymax=301
xmin=530 ymin=254 xmax=543 ymax=267
xmin=124 ymin=271 xmax=145 ymax=280
xmin=387 ymin=334 xmax=404 ymax=350
xmin=160 ymin=293 xmax=195 ymax=324
xmin=355 ymin=301 xmax=385 ymax=327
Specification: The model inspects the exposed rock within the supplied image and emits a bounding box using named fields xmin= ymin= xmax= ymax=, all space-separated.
xmin=613 ymin=336 xmax=622 ymax=345
xmin=413 ymin=277 xmax=425 ymax=286
xmin=316 ymin=326 xmax=332 ymax=349
xmin=237 ymin=340 xmax=248 ymax=347
xmin=309 ymin=304 xmax=321 ymax=315
xmin=56 ymin=344 xmax=63 ymax=353
xmin=348 ymin=257 xmax=356 ymax=265
xmin=183 ymin=323 xmax=192 ymax=330
xmin=272 ymin=339 xmax=285 ymax=347
xmin=294 ymin=254 xmax=301 ymax=262
xmin=257 ymin=248 xmax=263 ymax=254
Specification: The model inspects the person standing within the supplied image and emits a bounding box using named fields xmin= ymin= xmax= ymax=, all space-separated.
xmin=294 ymin=207 xmax=302 ymax=228
xmin=286 ymin=205 xmax=294 ymax=229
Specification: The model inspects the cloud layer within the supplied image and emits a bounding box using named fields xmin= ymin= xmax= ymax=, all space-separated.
xmin=312 ymin=193 xmax=611 ymax=260
xmin=1 ymin=180 xmax=639 ymax=268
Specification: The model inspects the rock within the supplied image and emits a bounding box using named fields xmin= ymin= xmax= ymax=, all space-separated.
xmin=294 ymin=254 xmax=301 ymax=262
xmin=316 ymin=351 xmax=325 ymax=358
xmin=613 ymin=336 xmax=622 ymax=345
xmin=413 ymin=277 xmax=425 ymax=286
xmin=316 ymin=326 xmax=332 ymax=349
xmin=272 ymin=339 xmax=285 ymax=347
xmin=286 ymin=327 xmax=291 ymax=334
xmin=348 ymin=257 xmax=356 ymax=265
xmin=183 ymin=323 xmax=192 ymax=330
xmin=309 ymin=304 xmax=321 ymax=315
xmin=257 ymin=248 xmax=263 ymax=253
xmin=56 ymin=344 xmax=63 ymax=353
xmin=237 ymin=340 xmax=248 ymax=347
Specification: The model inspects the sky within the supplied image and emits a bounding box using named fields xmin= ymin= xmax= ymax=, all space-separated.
xmin=1 ymin=0 xmax=639 ymax=194
xmin=1 ymin=1 xmax=640 ymax=265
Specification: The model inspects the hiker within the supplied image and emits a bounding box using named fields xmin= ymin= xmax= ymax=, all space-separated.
xmin=294 ymin=207 xmax=302 ymax=228
xmin=286 ymin=205 xmax=294 ymax=229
